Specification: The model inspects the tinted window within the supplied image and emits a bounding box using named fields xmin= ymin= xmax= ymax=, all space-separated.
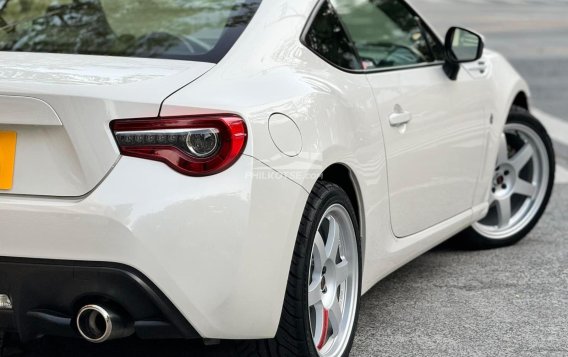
xmin=0 ymin=0 xmax=261 ymax=62
xmin=331 ymin=0 xmax=442 ymax=70
xmin=304 ymin=0 xmax=362 ymax=71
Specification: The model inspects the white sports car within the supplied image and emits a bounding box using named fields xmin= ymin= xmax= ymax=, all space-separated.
xmin=0 ymin=0 xmax=554 ymax=356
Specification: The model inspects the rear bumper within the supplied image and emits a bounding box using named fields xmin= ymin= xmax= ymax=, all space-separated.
xmin=0 ymin=258 xmax=199 ymax=341
xmin=0 ymin=156 xmax=308 ymax=339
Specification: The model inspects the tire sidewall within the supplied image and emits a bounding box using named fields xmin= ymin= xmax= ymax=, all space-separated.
xmin=504 ymin=111 xmax=555 ymax=239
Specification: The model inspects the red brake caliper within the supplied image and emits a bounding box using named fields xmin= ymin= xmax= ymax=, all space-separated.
xmin=316 ymin=308 xmax=329 ymax=350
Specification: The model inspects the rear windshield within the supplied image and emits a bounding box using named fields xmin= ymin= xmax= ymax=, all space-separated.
xmin=0 ymin=0 xmax=261 ymax=62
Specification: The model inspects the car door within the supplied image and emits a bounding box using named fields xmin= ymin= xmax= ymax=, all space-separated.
xmin=330 ymin=0 xmax=488 ymax=237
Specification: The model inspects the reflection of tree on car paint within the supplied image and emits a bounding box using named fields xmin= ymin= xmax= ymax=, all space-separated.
xmin=0 ymin=0 xmax=260 ymax=61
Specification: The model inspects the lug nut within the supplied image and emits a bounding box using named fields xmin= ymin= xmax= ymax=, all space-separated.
xmin=504 ymin=170 xmax=510 ymax=176
xmin=502 ymin=184 xmax=507 ymax=189
xmin=322 ymin=267 xmax=327 ymax=274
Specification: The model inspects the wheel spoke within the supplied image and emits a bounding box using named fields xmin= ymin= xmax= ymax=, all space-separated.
xmin=515 ymin=179 xmax=537 ymax=198
xmin=328 ymin=300 xmax=343 ymax=337
xmin=497 ymin=133 xmax=509 ymax=164
xmin=312 ymin=304 xmax=326 ymax=348
xmin=335 ymin=260 xmax=349 ymax=286
xmin=496 ymin=197 xmax=512 ymax=227
xmin=313 ymin=232 xmax=326 ymax=271
xmin=510 ymin=143 xmax=534 ymax=171
xmin=308 ymin=279 xmax=322 ymax=307
xmin=325 ymin=216 xmax=340 ymax=260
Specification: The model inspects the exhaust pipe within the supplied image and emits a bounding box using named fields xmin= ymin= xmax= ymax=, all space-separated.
xmin=76 ymin=304 xmax=134 ymax=343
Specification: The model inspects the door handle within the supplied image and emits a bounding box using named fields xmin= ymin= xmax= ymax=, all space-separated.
xmin=389 ymin=111 xmax=412 ymax=126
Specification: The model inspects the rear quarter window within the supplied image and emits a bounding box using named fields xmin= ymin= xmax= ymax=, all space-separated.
xmin=0 ymin=0 xmax=261 ymax=62
xmin=303 ymin=0 xmax=362 ymax=71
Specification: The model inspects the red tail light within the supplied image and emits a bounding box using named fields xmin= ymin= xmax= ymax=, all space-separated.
xmin=110 ymin=115 xmax=247 ymax=176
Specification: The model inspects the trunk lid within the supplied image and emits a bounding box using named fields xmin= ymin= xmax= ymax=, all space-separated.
xmin=0 ymin=52 xmax=213 ymax=197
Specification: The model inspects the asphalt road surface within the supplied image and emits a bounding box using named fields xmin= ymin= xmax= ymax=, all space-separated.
xmin=5 ymin=1 xmax=568 ymax=356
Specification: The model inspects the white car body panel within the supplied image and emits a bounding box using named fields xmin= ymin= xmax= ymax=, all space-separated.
xmin=366 ymin=64 xmax=489 ymax=237
xmin=0 ymin=0 xmax=530 ymax=340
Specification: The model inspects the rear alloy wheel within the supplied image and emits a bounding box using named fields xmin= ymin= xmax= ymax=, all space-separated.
xmin=460 ymin=107 xmax=555 ymax=249
xmin=240 ymin=181 xmax=361 ymax=357
xmin=308 ymin=203 xmax=359 ymax=356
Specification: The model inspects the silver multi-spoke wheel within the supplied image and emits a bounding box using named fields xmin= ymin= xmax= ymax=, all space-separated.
xmin=473 ymin=122 xmax=550 ymax=239
xmin=308 ymin=204 xmax=359 ymax=356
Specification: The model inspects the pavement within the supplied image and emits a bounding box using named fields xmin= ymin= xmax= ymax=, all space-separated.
xmin=352 ymin=184 xmax=568 ymax=357
xmin=5 ymin=1 xmax=568 ymax=356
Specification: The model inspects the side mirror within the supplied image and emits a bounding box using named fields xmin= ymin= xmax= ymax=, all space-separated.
xmin=443 ymin=27 xmax=484 ymax=80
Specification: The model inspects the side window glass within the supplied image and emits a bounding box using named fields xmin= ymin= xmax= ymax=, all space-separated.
xmin=304 ymin=1 xmax=362 ymax=71
xmin=331 ymin=0 xmax=441 ymax=70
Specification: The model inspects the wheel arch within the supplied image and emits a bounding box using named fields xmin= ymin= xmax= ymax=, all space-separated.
xmin=318 ymin=163 xmax=366 ymax=263
xmin=512 ymin=91 xmax=529 ymax=111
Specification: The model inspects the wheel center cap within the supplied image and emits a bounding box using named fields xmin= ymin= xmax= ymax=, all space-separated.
xmin=492 ymin=164 xmax=516 ymax=197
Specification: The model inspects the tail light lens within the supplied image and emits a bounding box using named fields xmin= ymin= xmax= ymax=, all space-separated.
xmin=110 ymin=115 xmax=247 ymax=176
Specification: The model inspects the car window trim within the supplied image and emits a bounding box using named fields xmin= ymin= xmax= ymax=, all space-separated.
xmin=300 ymin=0 xmax=446 ymax=75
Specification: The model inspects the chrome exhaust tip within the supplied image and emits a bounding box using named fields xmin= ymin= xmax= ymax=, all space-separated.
xmin=76 ymin=304 xmax=134 ymax=343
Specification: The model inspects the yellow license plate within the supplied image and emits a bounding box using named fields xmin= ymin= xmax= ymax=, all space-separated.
xmin=0 ymin=131 xmax=16 ymax=190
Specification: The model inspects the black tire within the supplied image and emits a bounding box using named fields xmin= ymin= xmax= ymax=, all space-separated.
xmin=457 ymin=106 xmax=555 ymax=249
xmin=238 ymin=181 xmax=362 ymax=357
